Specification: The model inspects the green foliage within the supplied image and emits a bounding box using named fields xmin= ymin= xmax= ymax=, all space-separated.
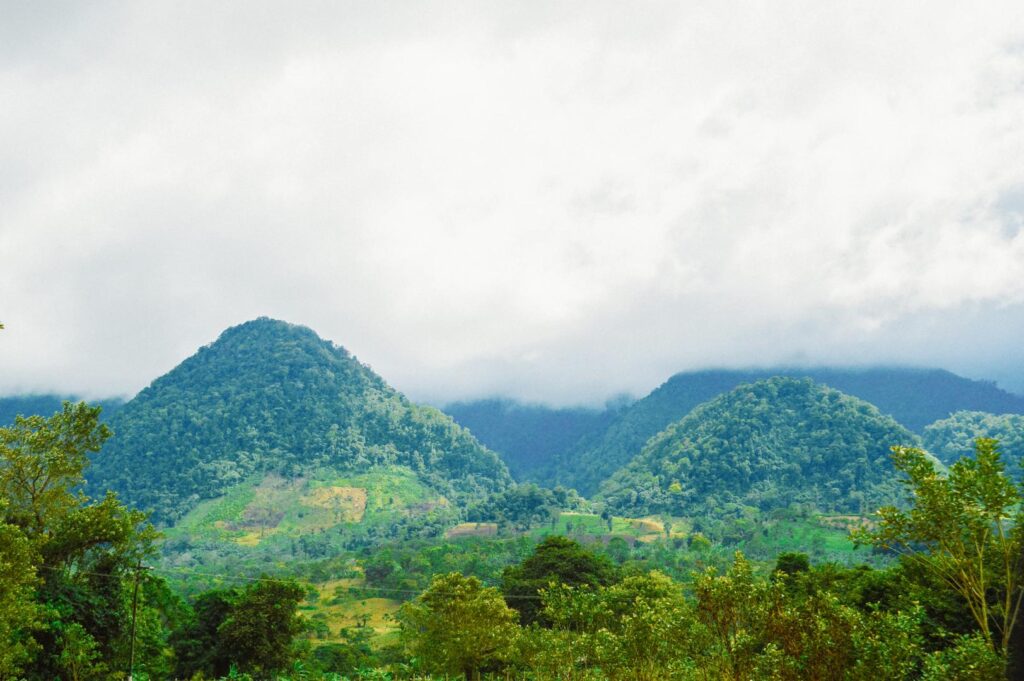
xmin=87 ymin=318 xmax=512 ymax=525
xmin=466 ymin=483 xmax=585 ymax=531
xmin=501 ymin=536 xmax=618 ymax=626
xmin=692 ymin=552 xmax=778 ymax=680
xmin=600 ymin=377 xmax=920 ymax=517
xmin=690 ymin=553 xmax=929 ymax=681
xmin=0 ymin=401 xmax=169 ymax=680
xmin=540 ymin=369 xmax=759 ymax=495
xmin=924 ymin=411 xmax=1024 ymax=479
xmin=55 ymin=621 xmax=106 ymax=681
xmin=309 ymin=626 xmax=377 ymax=675
xmin=171 ymin=589 xmax=235 ymax=678
xmin=505 ymin=553 xmax=937 ymax=681
xmin=396 ymin=572 xmax=519 ymax=680
xmin=540 ymin=368 xmax=1024 ymax=495
xmin=773 ymin=551 xmax=810 ymax=578
xmin=856 ymin=439 xmax=1024 ymax=654
xmin=0 ymin=402 xmax=112 ymax=536
xmin=6 ymin=318 xmax=1019 ymax=679
xmin=921 ymin=633 xmax=1007 ymax=681
xmin=0 ymin=511 xmax=38 ymax=677
xmin=172 ymin=579 xmax=310 ymax=679
xmin=218 ymin=578 xmax=307 ymax=677
xmin=522 ymin=570 xmax=695 ymax=680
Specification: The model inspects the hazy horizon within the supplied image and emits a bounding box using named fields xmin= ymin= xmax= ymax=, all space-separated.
xmin=3 ymin=315 xmax=1024 ymax=409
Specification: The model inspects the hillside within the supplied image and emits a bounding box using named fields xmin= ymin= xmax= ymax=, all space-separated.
xmin=443 ymin=398 xmax=626 ymax=479
xmin=597 ymin=377 xmax=921 ymax=517
xmin=923 ymin=411 xmax=1024 ymax=479
xmin=541 ymin=367 xmax=1024 ymax=495
xmin=86 ymin=318 xmax=512 ymax=526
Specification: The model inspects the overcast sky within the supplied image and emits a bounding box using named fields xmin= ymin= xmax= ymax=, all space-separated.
xmin=2 ymin=1 xmax=1024 ymax=405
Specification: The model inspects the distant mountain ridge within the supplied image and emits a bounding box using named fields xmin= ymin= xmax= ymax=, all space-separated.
xmin=537 ymin=367 xmax=1024 ymax=495
xmin=86 ymin=318 xmax=512 ymax=525
xmin=442 ymin=398 xmax=629 ymax=479
xmin=598 ymin=377 xmax=922 ymax=517
xmin=0 ymin=394 xmax=124 ymax=425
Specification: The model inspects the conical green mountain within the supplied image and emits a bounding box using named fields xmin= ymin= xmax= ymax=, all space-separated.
xmin=597 ymin=377 xmax=921 ymax=517
xmin=541 ymin=367 xmax=1020 ymax=495
xmin=87 ymin=318 xmax=512 ymax=525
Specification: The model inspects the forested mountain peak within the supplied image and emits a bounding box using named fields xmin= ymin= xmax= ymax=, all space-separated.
xmin=137 ymin=317 xmax=380 ymax=398
xmin=598 ymin=377 xmax=921 ymax=517
xmin=539 ymin=366 xmax=1023 ymax=495
xmin=86 ymin=318 xmax=512 ymax=524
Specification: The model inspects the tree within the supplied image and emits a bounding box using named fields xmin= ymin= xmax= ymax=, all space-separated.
xmin=217 ymin=578 xmax=306 ymax=677
xmin=606 ymin=536 xmax=631 ymax=564
xmin=533 ymin=570 xmax=697 ymax=681
xmin=0 ymin=512 xmax=37 ymax=678
xmin=856 ymin=440 xmax=1023 ymax=656
xmin=0 ymin=324 xmax=35 ymax=681
xmin=921 ymin=633 xmax=1007 ymax=681
xmin=310 ymin=626 xmax=377 ymax=675
xmin=773 ymin=552 xmax=810 ymax=579
xmin=0 ymin=402 xmax=161 ymax=678
xmin=693 ymin=552 xmax=779 ymax=680
xmin=0 ymin=402 xmax=111 ymax=536
xmin=397 ymin=572 xmax=518 ymax=680
xmin=501 ymin=535 xmax=618 ymax=625
xmin=171 ymin=589 xmax=235 ymax=679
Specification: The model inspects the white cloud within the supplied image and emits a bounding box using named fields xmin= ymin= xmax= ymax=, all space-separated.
xmin=1 ymin=1 xmax=1024 ymax=403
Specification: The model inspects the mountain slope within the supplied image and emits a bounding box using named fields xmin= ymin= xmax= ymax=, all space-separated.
xmin=542 ymin=367 xmax=1024 ymax=495
xmin=443 ymin=398 xmax=626 ymax=479
xmin=87 ymin=318 xmax=512 ymax=524
xmin=597 ymin=377 xmax=921 ymax=517
xmin=923 ymin=411 xmax=1024 ymax=479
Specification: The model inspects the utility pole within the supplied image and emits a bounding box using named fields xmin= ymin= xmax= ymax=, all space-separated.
xmin=128 ymin=560 xmax=151 ymax=681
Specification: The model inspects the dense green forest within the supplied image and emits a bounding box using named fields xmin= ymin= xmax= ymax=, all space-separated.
xmin=1 ymin=402 xmax=1021 ymax=679
xmin=86 ymin=319 xmax=512 ymax=525
xmin=10 ymin=363 xmax=1021 ymax=502
xmin=923 ymin=411 xmax=1024 ymax=480
xmin=443 ymin=398 xmax=628 ymax=479
xmin=537 ymin=368 xmax=1024 ymax=495
xmin=598 ymin=377 xmax=922 ymax=517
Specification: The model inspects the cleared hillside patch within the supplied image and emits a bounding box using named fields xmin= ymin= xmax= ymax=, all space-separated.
xmin=163 ymin=465 xmax=452 ymax=561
